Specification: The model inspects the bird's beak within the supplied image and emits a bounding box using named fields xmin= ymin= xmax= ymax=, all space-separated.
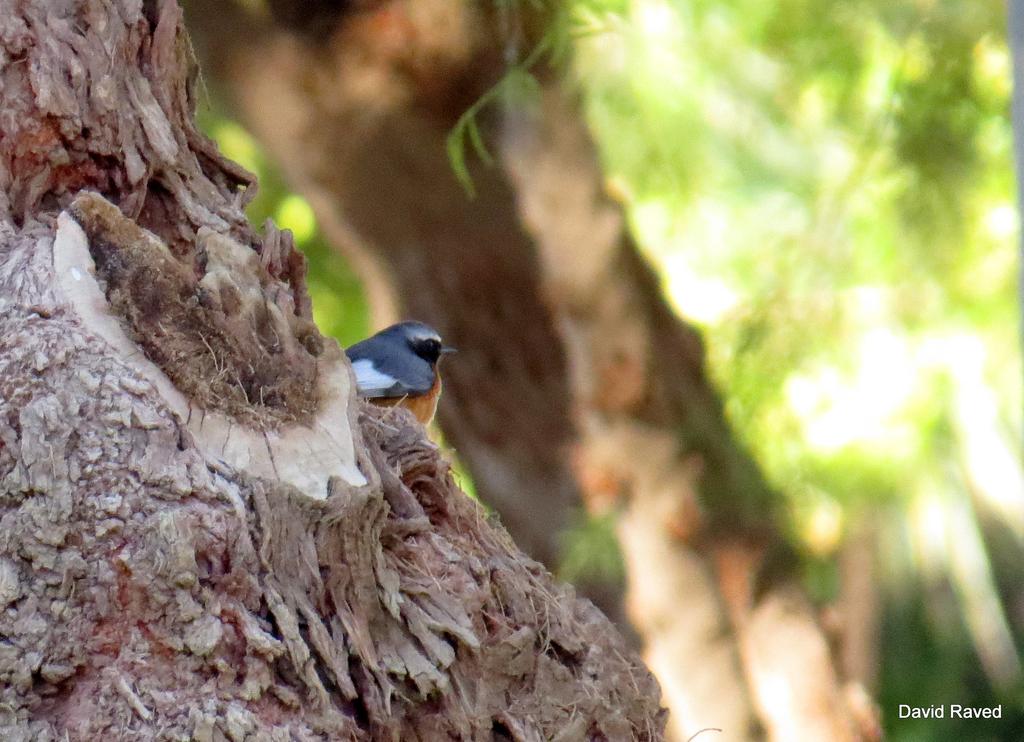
xmin=441 ymin=346 xmax=458 ymax=355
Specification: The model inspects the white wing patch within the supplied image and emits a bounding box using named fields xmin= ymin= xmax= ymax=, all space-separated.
xmin=351 ymin=358 xmax=400 ymax=397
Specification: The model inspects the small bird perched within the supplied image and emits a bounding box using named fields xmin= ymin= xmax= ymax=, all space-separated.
xmin=345 ymin=321 xmax=456 ymax=425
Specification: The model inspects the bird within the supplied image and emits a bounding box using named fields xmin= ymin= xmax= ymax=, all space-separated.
xmin=345 ymin=321 xmax=456 ymax=425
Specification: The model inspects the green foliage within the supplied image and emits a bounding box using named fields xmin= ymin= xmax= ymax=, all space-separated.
xmin=571 ymin=0 xmax=1020 ymax=737
xmin=446 ymin=0 xmax=604 ymax=196
xmin=558 ymin=511 xmax=626 ymax=585
xmin=446 ymin=63 xmax=541 ymax=197
xmin=575 ymin=0 xmax=1015 ymax=521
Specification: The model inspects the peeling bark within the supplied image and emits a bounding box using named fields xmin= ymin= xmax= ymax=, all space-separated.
xmin=54 ymin=194 xmax=364 ymax=498
xmin=0 ymin=1 xmax=664 ymax=739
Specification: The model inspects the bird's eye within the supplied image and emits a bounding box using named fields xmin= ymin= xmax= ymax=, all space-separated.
xmin=411 ymin=337 xmax=442 ymax=362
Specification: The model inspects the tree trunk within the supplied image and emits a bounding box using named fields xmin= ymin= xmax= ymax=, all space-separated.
xmin=186 ymin=2 xmax=880 ymax=740
xmin=503 ymin=86 xmax=878 ymax=742
xmin=0 ymin=2 xmax=664 ymax=739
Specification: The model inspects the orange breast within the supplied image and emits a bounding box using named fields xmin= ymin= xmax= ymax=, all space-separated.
xmin=369 ymin=373 xmax=441 ymax=425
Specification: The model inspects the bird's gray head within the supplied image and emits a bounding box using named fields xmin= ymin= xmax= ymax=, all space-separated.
xmin=386 ymin=321 xmax=456 ymax=364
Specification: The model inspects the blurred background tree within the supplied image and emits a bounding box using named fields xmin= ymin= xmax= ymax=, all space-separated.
xmin=577 ymin=2 xmax=1023 ymax=740
xmin=185 ymin=0 xmax=1022 ymax=739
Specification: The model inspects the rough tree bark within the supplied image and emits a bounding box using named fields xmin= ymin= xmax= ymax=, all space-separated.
xmin=0 ymin=1 xmax=664 ymax=740
xmin=186 ymin=2 xmax=881 ymax=740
